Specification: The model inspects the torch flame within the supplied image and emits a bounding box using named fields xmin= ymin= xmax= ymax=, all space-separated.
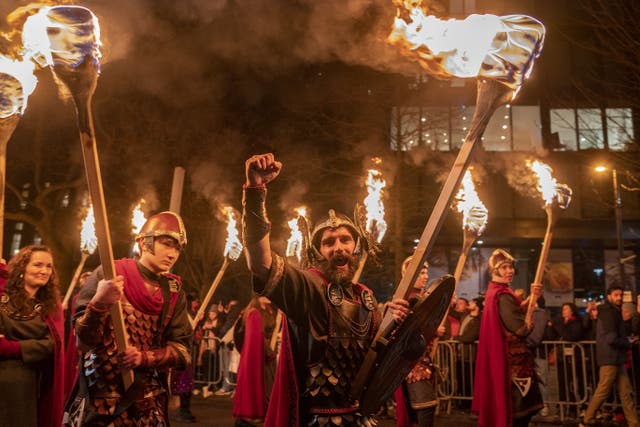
xmin=455 ymin=170 xmax=488 ymax=235
xmin=286 ymin=206 xmax=307 ymax=261
xmin=22 ymin=5 xmax=102 ymax=69
xmin=223 ymin=206 xmax=243 ymax=261
xmin=80 ymin=204 xmax=97 ymax=254
xmin=131 ymin=200 xmax=147 ymax=236
xmin=527 ymin=160 xmax=573 ymax=208
xmin=364 ymin=169 xmax=387 ymax=243
xmin=388 ymin=3 xmax=545 ymax=99
xmin=0 ymin=56 xmax=37 ymax=118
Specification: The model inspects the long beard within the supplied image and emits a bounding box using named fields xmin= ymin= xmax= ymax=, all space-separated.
xmin=318 ymin=253 xmax=358 ymax=286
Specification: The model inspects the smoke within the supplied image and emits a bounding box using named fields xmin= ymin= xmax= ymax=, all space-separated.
xmin=63 ymin=0 xmax=419 ymax=100
xmin=278 ymin=180 xmax=309 ymax=214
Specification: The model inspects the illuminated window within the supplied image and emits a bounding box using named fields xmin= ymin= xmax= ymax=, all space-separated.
xmin=606 ymin=108 xmax=634 ymax=151
xmin=550 ymin=109 xmax=577 ymax=150
xmin=550 ymin=107 xmax=633 ymax=151
xmin=512 ymin=106 xmax=542 ymax=151
xmin=577 ymin=108 xmax=604 ymax=149
xmin=392 ymin=105 xmax=543 ymax=152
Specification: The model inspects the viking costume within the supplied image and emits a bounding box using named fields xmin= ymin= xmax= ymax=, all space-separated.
xmin=395 ymin=263 xmax=437 ymax=427
xmin=472 ymin=250 xmax=542 ymax=427
xmin=0 ymin=262 xmax=67 ymax=427
xmin=244 ymin=186 xmax=379 ymax=426
xmin=73 ymin=212 xmax=192 ymax=426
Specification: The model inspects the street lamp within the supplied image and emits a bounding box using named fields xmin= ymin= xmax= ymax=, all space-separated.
xmin=594 ymin=165 xmax=627 ymax=292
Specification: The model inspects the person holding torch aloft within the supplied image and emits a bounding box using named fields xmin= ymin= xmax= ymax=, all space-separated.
xmin=242 ymin=153 xmax=410 ymax=426
xmin=472 ymin=249 xmax=543 ymax=427
xmin=72 ymin=212 xmax=192 ymax=426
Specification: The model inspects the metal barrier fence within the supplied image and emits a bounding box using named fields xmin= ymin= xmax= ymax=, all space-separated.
xmin=433 ymin=340 xmax=640 ymax=421
xmin=188 ymin=336 xmax=639 ymax=421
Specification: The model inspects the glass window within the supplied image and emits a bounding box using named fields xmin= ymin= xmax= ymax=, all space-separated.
xmin=606 ymin=108 xmax=634 ymax=151
xmin=422 ymin=107 xmax=450 ymax=151
xmin=451 ymin=105 xmax=474 ymax=150
xmin=550 ymin=108 xmax=577 ymax=151
xmin=482 ymin=105 xmax=512 ymax=151
xmin=577 ymin=108 xmax=604 ymax=149
xmin=512 ymin=106 xmax=542 ymax=151
xmin=391 ymin=107 xmax=421 ymax=151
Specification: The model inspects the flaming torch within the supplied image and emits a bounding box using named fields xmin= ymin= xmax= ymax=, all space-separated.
xmin=380 ymin=5 xmax=544 ymax=328
xmin=452 ymin=170 xmax=488 ymax=282
xmin=192 ymin=206 xmax=243 ymax=328
xmin=352 ymin=165 xmax=388 ymax=283
xmin=430 ymin=170 xmax=488 ymax=358
xmin=524 ymin=160 xmax=572 ymax=326
xmin=22 ymin=6 xmax=133 ymax=388
xmin=131 ymin=200 xmax=147 ymax=255
xmin=286 ymin=206 xmax=308 ymax=264
xmin=62 ymin=204 xmax=97 ymax=310
xmin=0 ymin=56 xmax=37 ymax=254
xmin=352 ymin=3 xmax=545 ymax=402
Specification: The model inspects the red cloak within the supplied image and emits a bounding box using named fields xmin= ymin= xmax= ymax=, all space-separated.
xmin=233 ymin=309 xmax=268 ymax=420
xmin=471 ymin=281 xmax=520 ymax=427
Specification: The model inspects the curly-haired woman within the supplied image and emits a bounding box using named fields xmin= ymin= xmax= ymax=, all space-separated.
xmin=0 ymin=245 xmax=66 ymax=427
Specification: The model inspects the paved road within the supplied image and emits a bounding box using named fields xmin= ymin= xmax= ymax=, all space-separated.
xmin=171 ymin=393 xmax=611 ymax=427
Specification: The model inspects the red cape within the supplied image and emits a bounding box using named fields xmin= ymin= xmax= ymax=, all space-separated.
xmin=471 ymin=281 xmax=520 ymax=427
xmin=41 ymin=305 xmax=67 ymax=427
xmin=264 ymin=315 xmax=298 ymax=427
xmin=233 ymin=309 xmax=268 ymax=420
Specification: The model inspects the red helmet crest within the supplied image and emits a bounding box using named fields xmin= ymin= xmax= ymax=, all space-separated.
xmin=136 ymin=211 xmax=187 ymax=249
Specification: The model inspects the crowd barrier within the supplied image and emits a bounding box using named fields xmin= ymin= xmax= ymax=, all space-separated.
xmin=434 ymin=340 xmax=639 ymax=421
xmin=188 ymin=337 xmax=639 ymax=421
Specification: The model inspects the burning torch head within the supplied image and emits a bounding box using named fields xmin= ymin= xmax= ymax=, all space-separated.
xmin=136 ymin=211 xmax=187 ymax=253
xmin=310 ymin=209 xmax=362 ymax=261
xmin=488 ymin=248 xmax=515 ymax=275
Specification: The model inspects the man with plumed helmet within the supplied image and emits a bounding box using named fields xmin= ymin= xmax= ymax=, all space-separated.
xmin=242 ymin=153 xmax=410 ymax=426
xmin=72 ymin=211 xmax=192 ymax=426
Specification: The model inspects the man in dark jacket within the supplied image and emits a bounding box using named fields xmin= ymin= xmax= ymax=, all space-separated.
xmin=581 ymin=285 xmax=639 ymax=427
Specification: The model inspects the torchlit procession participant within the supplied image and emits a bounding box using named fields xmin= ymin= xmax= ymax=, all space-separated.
xmin=232 ymin=295 xmax=277 ymax=426
xmin=0 ymin=245 xmax=66 ymax=427
xmin=472 ymin=249 xmax=543 ymax=427
xmin=242 ymin=152 xmax=410 ymax=426
xmin=395 ymin=256 xmax=438 ymax=427
xmin=71 ymin=212 xmax=192 ymax=425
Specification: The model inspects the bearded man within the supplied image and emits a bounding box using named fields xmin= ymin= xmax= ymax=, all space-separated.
xmin=242 ymin=153 xmax=409 ymax=427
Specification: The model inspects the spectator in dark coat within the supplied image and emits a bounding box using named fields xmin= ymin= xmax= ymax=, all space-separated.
xmin=582 ymin=286 xmax=639 ymax=427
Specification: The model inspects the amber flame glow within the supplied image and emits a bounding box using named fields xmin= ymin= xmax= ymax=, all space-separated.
xmin=455 ymin=170 xmax=488 ymax=235
xmin=80 ymin=204 xmax=97 ymax=254
xmin=0 ymin=56 xmax=37 ymax=118
xmin=364 ymin=168 xmax=387 ymax=243
xmin=22 ymin=5 xmax=101 ymax=69
xmin=286 ymin=207 xmax=307 ymax=261
xmin=388 ymin=4 xmax=545 ymax=98
xmin=223 ymin=207 xmax=243 ymax=261
xmin=131 ymin=200 xmax=147 ymax=236
xmin=527 ymin=160 xmax=573 ymax=209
